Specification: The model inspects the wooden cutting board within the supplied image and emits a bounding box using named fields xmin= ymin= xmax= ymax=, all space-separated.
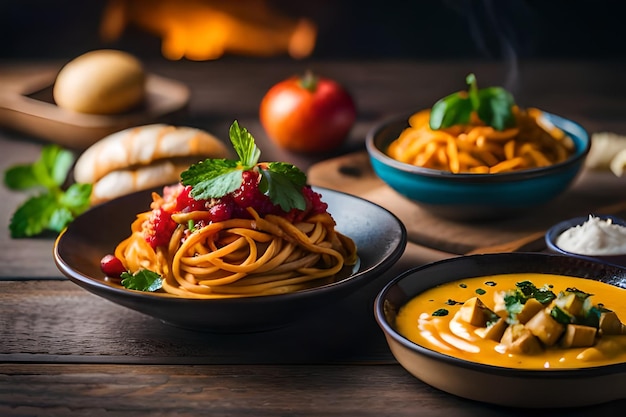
xmin=307 ymin=151 xmax=626 ymax=254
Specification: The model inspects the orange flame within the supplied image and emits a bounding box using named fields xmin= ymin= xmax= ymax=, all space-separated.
xmin=100 ymin=0 xmax=317 ymax=61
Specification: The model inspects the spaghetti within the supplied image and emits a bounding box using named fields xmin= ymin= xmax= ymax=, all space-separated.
xmin=111 ymin=184 xmax=358 ymax=298
xmin=101 ymin=121 xmax=358 ymax=298
xmin=387 ymin=107 xmax=575 ymax=174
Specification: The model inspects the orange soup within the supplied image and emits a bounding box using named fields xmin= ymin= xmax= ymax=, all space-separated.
xmin=395 ymin=273 xmax=626 ymax=369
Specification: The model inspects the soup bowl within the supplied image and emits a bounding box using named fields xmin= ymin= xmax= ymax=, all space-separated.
xmin=366 ymin=111 xmax=590 ymax=221
xmin=374 ymin=252 xmax=626 ymax=408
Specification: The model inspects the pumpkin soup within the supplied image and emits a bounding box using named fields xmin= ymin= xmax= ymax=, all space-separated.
xmin=395 ymin=273 xmax=626 ymax=369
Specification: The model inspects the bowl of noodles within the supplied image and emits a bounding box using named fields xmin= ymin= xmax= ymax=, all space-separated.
xmin=54 ymin=185 xmax=407 ymax=332
xmin=365 ymin=77 xmax=590 ymax=220
xmin=53 ymin=121 xmax=407 ymax=332
xmin=54 ymin=121 xmax=407 ymax=332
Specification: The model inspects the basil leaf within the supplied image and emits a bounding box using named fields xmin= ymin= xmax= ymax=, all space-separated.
xmin=429 ymin=74 xmax=516 ymax=131
xmin=466 ymin=73 xmax=480 ymax=109
xmin=476 ymin=87 xmax=516 ymax=131
xmin=429 ymin=93 xmax=473 ymax=130
xmin=121 ymin=270 xmax=163 ymax=292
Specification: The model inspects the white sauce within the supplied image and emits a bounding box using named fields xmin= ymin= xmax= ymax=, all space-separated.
xmin=556 ymin=215 xmax=626 ymax=255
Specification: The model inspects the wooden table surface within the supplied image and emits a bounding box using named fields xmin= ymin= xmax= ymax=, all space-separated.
xmin=1 ymin=58 xmax=625 ymax=416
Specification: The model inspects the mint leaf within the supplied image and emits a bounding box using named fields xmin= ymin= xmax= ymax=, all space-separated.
xmin=266 ymin=162 xmax=307 ymax=187
xmin=230 ymin=120 xmax=260 ymax=168
xmin=31 ymin=145 xmax=73 ymax=188
xmin=181 ymin=121 xmax=312 ymax=213
xmin=60 ymin=183 xmax=93 ymax=212
xmin=48 ymin=146 xmax=74 ymax=186
xmin=120 ymin=269 xmax=163 ymax=292
xmin=181 ymin=159 xmax=241 ymax=199
xmin=48 ymin=206 xmax=75 ymax=233
xmin=9 ymin=194 xmax=57 ymax=237
xmin=4 ymin=164 xmax=40 ymax=190
xmin=259 ymin=162 xmax=307 ymax=211
xmin=5 ymin=144 xmax=92 ymax=238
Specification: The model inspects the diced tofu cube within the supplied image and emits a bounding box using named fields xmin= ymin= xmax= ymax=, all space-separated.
xmin=599 ymin=311 xmax=626 ymax=335
xmin=555 ymin=292 xmax=585 ymax=317
xmin=458 ymin=297 xmax=498 ymax=327
xmin=500 ymin=324 xmax=542 ymax=355
xmin=493 ymin=290 xmax=507 ymax=317
xmin=524 ymin=308 xmax=565 ymax=346
xmin=516 ymin=298 xmax=544 ymax=324
xmin=474 ymin=317 xmax=508 ymax=341
xmin=561 ymin=324 xmax=597 ymax=348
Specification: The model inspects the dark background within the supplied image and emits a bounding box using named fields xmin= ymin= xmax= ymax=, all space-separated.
xmin=0 ymin=0 xmax=623 ymax=61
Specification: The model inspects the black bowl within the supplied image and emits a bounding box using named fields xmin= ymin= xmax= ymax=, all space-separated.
xmin=55 ymin=186 xmax=407 ymax=332
xmin=375 ymin=253 xmax=626 ymax=407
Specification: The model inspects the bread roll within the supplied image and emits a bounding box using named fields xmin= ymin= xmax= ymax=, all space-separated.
xmin=587 ymin=133 xmax=626 ymax=169
xmin=53 ymin=49 xmax=146 ymax=114
xmin=74 ymin=124 xmax=230 ymax=204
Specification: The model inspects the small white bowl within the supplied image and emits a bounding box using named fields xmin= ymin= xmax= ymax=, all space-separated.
xmin=545 ymin=215 xmax=626 ymax=268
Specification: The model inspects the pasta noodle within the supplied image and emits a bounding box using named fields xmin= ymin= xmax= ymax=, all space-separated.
xmin=113 ymin=186 xmax=358 ymax=298
xmin=387 ymin=107 xmax=575 ymax=174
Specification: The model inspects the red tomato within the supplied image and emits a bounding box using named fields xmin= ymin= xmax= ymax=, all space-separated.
xmin=100 ymin=254 xmax=127 ymax=278
xmin=260 ymin=71 xmax=356 ymax=153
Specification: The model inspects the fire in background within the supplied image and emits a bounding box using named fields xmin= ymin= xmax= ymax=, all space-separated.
xmin=100 ymin=0 xmax=317 ymax=61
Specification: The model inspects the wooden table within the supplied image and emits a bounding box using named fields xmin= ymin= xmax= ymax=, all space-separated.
xmin=1 ymin=58 xmax=625 ymax=416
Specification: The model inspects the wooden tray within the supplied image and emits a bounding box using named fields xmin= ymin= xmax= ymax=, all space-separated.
xmin=308 ymin=151 xmax=626 ymax=254
xmin=0 ymin=69 xmax=190 ymax=149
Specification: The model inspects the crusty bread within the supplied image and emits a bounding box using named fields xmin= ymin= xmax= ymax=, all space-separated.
xmin=587 ymin=132 xmax=626 ymax=177
xmin=74 ymin=124 xmax=230 ymax=204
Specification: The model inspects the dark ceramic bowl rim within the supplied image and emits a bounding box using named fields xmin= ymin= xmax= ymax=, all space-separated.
xmin=365 ymin=111 xmax=591 ymax=183
xmin=545 ymin=215 xmax=626 ymax=267
xmin=374 ymin=253 xmax=626 ymax=378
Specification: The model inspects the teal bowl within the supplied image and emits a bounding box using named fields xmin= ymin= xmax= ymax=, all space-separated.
xmin=365 ymin=111 xmax=590 ymax=220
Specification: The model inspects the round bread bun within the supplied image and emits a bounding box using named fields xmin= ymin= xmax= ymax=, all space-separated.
xmin=74 ymin=124 xmax=230 ymax=204
xmin=53 ymin=49 xmax=146 ymax=114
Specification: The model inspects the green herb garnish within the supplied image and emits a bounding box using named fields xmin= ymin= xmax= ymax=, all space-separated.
xmin=120 ymin=269 xmax=163 ymax=292
xmin=4 ymin=144 xmax=92 ymax=238
xmin=503 ymin=281 xmax=557 ymax=322
xmin=550 ymin=305 xmax=573 ymax=325
xmin=432 ymin=308 xmax=449 ymax=317
xmin=429 ymin=73 xmax=516 ymax=131
xmin=181 ymin=121 xmax=306 ymax=212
